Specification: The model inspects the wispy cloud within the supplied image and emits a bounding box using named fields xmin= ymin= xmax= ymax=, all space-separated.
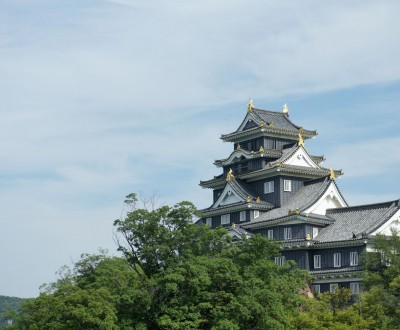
xmin=0 ymin=1 xmax=399 ymax=297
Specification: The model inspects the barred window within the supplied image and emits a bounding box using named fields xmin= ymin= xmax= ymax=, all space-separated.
xmin=314 ymin=255 xmax=321 ymax=269
xmin=350 ymin=252 xmax=358 ymax=266
xmin=334 ymin=253 xmax=341 ymax=267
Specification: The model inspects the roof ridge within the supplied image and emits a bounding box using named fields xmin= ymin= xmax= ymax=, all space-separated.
xmin=326 ymin=199 xmax=399 ymax=214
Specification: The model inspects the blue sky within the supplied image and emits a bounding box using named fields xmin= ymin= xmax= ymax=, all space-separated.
xmin=0 ymin=0 xmax=399 ymax=298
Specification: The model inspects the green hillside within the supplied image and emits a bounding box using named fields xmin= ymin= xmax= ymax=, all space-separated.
xmin=0 ymin=296 xmax=24 ymax=328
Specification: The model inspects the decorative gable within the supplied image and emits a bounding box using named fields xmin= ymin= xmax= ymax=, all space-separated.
xmin=284 ymin=147 xmax=320 ymax=168
xmin=303 ymin=181 xmax=347 ymax=216
xmin=237 ymin=113 xmax=259 ymax=132
xmin=371 ymin=209 xmax=400 ymax=236
xmin=211 ymin=183 xmax=244 ymax=208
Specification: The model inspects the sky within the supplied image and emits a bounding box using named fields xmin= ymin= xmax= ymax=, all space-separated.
xmin=0 ymin=0 xmax=399 ymax=298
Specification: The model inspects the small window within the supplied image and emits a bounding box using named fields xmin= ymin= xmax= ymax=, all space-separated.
xmin=312 ymin=227 xmax=319 ymax=239
xmin=264 ymin=181 xmax=274 ymax=194
xmin=314 ymin=255 xmax=321 ymax=269
xmin=206 ymin=218 xmax=212 ymax=226
xmin=313 ymin=285 xmax=320 ymax=295
xmin=267 ymin=229 xmax=274 ymax=239
xmin=334 ymin=253 xmax=341 ymax=267
xmin=253 ymin=210 xmax=260 ymax=219
xmin=240 ymin=211 xmax=246 ymax=222
xmin=330 ymin=283 xmax=338 ymax=293
xmin=275 ymin=256 xmax=285 ymax=266
xmin=221 ymin=214 xmax=230 ymax=225
xmin=350 ymin=252 xmax=358 ymax=266
xmin=284 ymin=180 xmax=292 ymax=192
xmin=350 ymin=282 xmax=360 ymax=295
xmin=284 ymin=227 xmax=292 ymax=240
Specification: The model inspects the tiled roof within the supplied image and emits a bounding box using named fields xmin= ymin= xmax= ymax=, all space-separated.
xmin=252 ymin=109 xmax=301 ymax=131
xmin=244 ymin=176 xmax=333 ymax=225
xmin=201 ymin=177 xmax=274 ymax=212
xmin=315 ymin=199 xmax=400 ymax=243
xmin=310 ymin=266 xmax=363 ymax=275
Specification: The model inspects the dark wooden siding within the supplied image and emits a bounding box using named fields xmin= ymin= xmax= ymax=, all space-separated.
xmin=281 ymin=250 xmax=309 ymax=269
xmin=253 ymin=224 xmax=307 ymax=241
xmin=280 ymin=176 xmax=306 ymax=206
xmin=310 ymin=246 xmax=364 ymax=270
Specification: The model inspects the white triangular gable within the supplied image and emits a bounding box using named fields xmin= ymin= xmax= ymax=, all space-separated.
xmin=211 ymin=183 xmax=244 ymax=209
xmin=370 ymin=209 xmax=400 ymax=236
xmin=237 ymin=112 xmax=259 ymax=132
xmin=303 ymin=181 xmax=348 ymax=216
xmin=284 ymin=146 xmax=320 ymax=168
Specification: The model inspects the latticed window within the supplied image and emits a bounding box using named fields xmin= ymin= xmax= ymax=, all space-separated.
xmin=284 ymin=227 xmax=292 ymax=240
xmin=267 ymin=229 xmax=274 ymax=239
xmin=350 ymin=282 xmax=359 ymax=294
xmin=240 ymin=211 xmax=246 ymax=221
xmin=314 ymin=255 xmax=321 ymax=269
xmin=264 ymin=181 xmax=274 ymax=193
xmin=253 ymin=210 xmax=260 ymax=219
xmin=206 ymin=218 xmax=212 ymax=226
xmin=350 ymin=252 xmax=358 ymax=266
xmin=313 ymin=285 xmax=320 ymax=295
xmin=334 ymin=253 xmax=341 ymax=267
xmin=275 ymin=256 xmax=285 ymax=266
xmin=330 ymin=283 xmax=338 ymax=293
xmin=221 ymin=214 xmax=230 ymax=225
xmin=284 ymin=180 xmax=292 ymax=192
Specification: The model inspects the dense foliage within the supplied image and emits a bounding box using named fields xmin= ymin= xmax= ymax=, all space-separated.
xmin=0 ymin=296 xmax=24 ymax=328
xmin=7 ymin=195 xmax=400 ymax=329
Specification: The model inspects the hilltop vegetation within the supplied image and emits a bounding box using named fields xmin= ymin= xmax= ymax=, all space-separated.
xmin=6 ymin=194 xmax=400 ymax=329
xmin=0 ymin=296 xmax=24 ymax=328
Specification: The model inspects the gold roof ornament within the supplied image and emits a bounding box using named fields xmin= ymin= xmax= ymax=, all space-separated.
xmin=256 ymin=197 xmax=261 ymax=203
xmin=329 ymin=167 xmax=335 ymax=181
xmin=259 ymin=146 xmax=265 ymax=153
xmin=226 ymin=168 xmax=234 ymax=181
xmin=247 ymin=98 xmax=255 ymax=112
xmin=282 ymin=103 xmax=289 ymax=114
xmin=268 ymin=121 xmax=274 ymax=127
xmin=295 ymin=208 xmax=300 ymax=215
xmin=259 ymin=121 xmax=265 ymax=127
xmin=232 ymin=223 xmax=236 ymax=229
xmin=298 ymin=133 xmax=304 ymax=147
xmin=236 ymin=144 xmax=241 ymax=150
xmin=306 ymin=233 xmax=311 ymax=241
xmin=246 ymin=196 xmax=252 ymax=203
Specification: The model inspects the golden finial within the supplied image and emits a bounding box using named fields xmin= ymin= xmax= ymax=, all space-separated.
xmin=236 ymin=144 xmax=241 ymax=150
xmin=306 ymin=233 xmax=311 ymax=241
xmin=295 ymin=208 xmax=300 ymax=215
xmin=259 ymin=146 xmax=265 ymax=153
xmin=268 ymin=121 xmax=274 ymax=127
xmin=329 ymin=167 xmax=335 ymax=181
xmin=288 ymin=209 xmax=293 ymax=215
xmin=246 ymin=196 xmax=252 ymax=203
xmin=226 ymin=168 xmax=234 ymax=181
xmin=259 ymin=121 xmax=264 ymax=127
xmin=232 ymin=223 xmax=236 ymax=229
xmin=283 ymin=103 xmax=289 ymax=114
xmin=256 ymin=197 xmax=261 ymax=203
xmin=298 ymin=133 xmax=304 ymax=147
xmin=247 ymin=98 xmax=255 ymax=112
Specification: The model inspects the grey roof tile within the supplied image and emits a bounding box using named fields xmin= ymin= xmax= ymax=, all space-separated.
xmin=315 ymin=199 xmax=400 ymax=243
xmin=252 ymin=109 xmax=301 ymax=131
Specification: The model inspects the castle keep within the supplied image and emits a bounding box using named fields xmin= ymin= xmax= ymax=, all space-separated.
xmin=199 ymin=101 xmax=400 ymax=294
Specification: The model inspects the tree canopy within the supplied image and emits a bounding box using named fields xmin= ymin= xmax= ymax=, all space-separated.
xmin=9 ymin=194 xmax=400 ymax=329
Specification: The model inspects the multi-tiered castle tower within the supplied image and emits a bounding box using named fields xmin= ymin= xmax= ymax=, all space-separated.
xmin=199 ymin=101 xmax=400 ymax=294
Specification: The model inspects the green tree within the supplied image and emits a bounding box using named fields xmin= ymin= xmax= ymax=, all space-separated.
xmin=113 ymin=193 xmax=309 ymax=329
